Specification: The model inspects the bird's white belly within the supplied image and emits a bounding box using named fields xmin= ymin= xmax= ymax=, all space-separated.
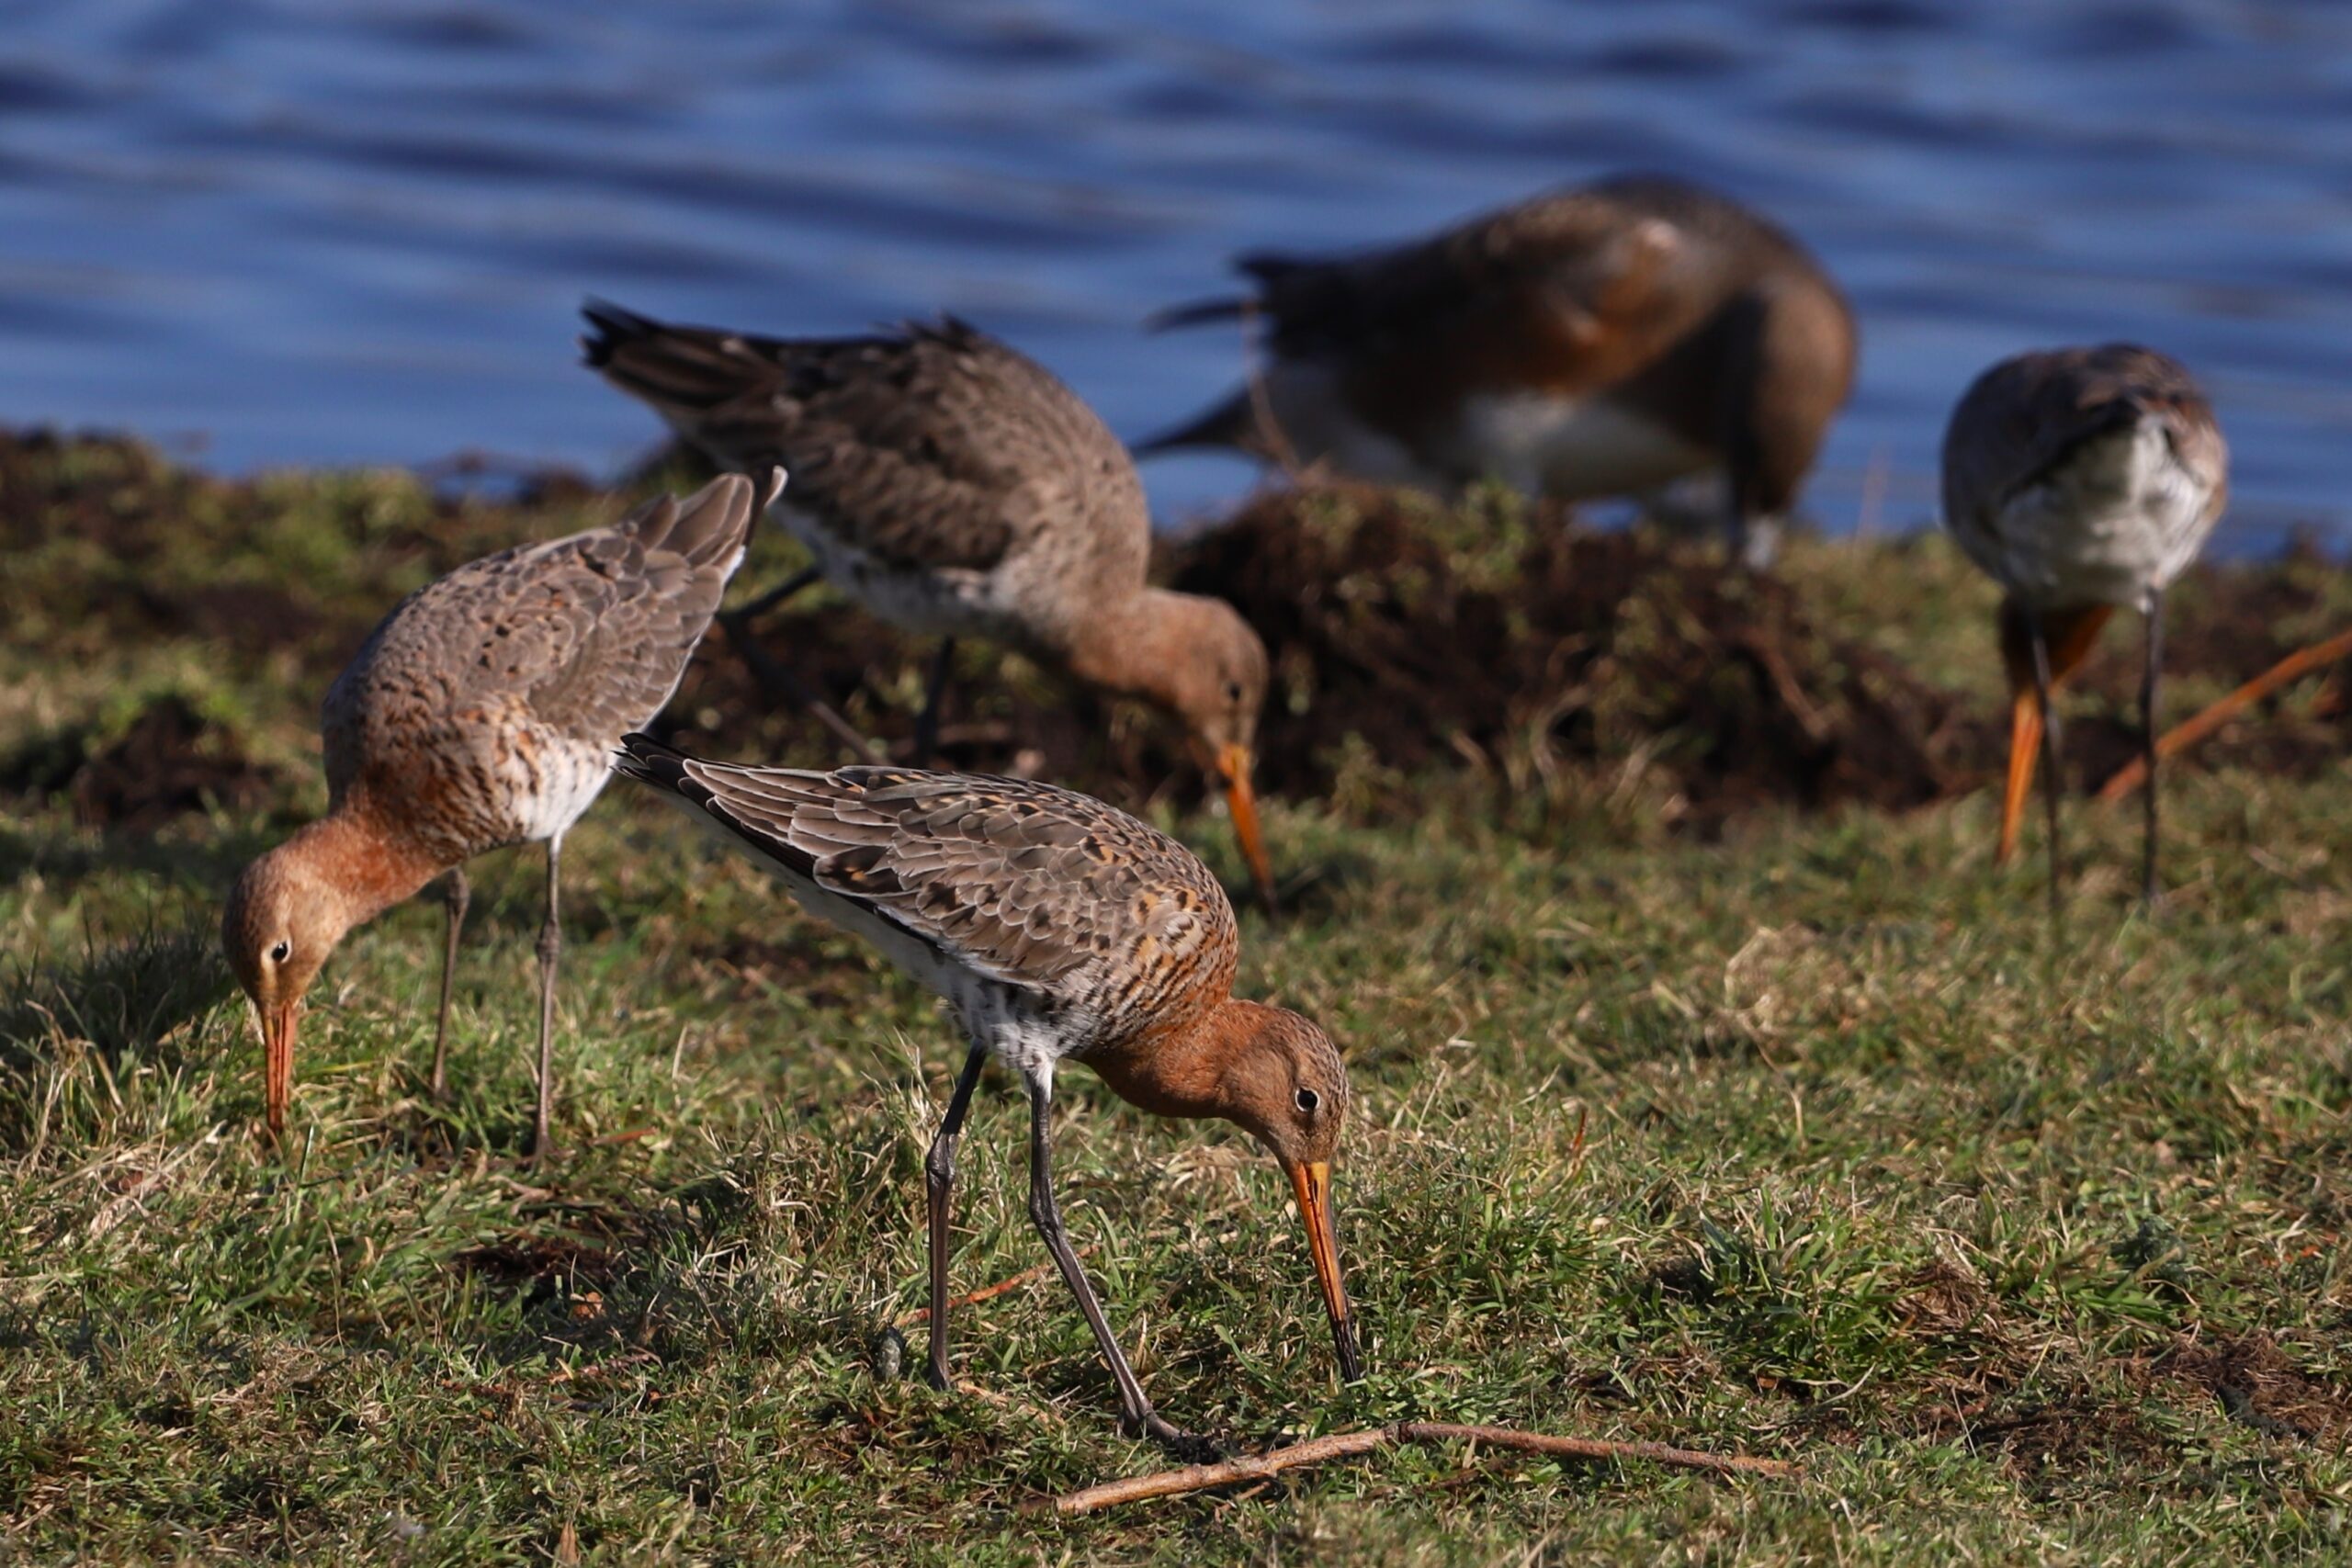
xmin=654 ymin=792 xmax=1073 ymax=1076
xmin=1263 ymin=364 xmax=1455 ymax=490
xmin=1450 ymin=391 xmax=1714 ymax=501
xmin=1984 ymin=421 xmax=2221 ymax=609
xmin=776 ymin=502 xmax=1028 ymax=642
xmin=503 ymin=734 xmax=616 ymax=844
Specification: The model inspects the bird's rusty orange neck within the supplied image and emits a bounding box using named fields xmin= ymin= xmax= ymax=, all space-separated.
xmin=280 ymin=806 xmax=451 ymax=931
xmin=1080 ymin=998 xmax=1261 ymax=1123
xmin=1996 ymin=601 xmax=2114 ymax=863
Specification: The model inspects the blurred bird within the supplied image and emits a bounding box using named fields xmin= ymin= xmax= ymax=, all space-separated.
xmin=221 ymin=471 xmax=773 ymax=1152
xmin=613 ymin=734 xmax=1360 ymax=1456
xmin=581 ymin=301 xmax=1280 ymax=913
xmin=1940 ymin=344 xmax=2227 ymax=908
xmin=1143 ymin=175 xmax=1856 ymax=569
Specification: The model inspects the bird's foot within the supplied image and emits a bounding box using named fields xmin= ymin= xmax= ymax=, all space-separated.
xmin=1127 ymin=1411 xmax=1232 ymax=1463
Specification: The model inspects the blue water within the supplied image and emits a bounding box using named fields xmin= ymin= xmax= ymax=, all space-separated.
xmin=5 ymin=0 xmax=2351 ymax=553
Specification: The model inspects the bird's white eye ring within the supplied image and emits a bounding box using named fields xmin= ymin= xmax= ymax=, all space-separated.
xmin=269 ymin=941 xmax=290 ymax=964
xmin=1295 ymin=1088 xmax=1318 ymax=1113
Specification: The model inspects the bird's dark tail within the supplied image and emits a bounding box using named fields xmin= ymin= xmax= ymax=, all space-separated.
xmin=1146 ymin=294 xmax=1250 ymax=333
xmin=579 ymin=297 xmax=665 ymax=369
xmin=613 ymin=730 xmax=697 ymax=794
xmin=1131 ymin=389 xmax=1261 ymax=458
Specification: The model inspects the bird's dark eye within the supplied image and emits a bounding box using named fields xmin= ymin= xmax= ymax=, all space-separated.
xmin=1225 ymin=682 xmax=1245 ymax=704
xmin=269 ymin=941 xmax=290 ymax=964
xmin=1295 ymin=1088 xmax=1319 ymax=1113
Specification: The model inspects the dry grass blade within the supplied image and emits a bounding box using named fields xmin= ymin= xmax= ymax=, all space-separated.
xmin=1024 ymin=1421 xmax=1799 ymax=1516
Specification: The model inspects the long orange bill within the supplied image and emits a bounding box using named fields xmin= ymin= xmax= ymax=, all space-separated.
xmin=262 ymin=1001 xmax=298 ymax=1139
xmin=1287 ymin=1158 xmax=1363 ymax=1382
xmin=1217 ymin=741 xmax=1279 ymax=917
xmin=1998 ymin=686 xmax=2041 ymax=866
xmin=1994 ymin=602 xmax=2114 ymax=865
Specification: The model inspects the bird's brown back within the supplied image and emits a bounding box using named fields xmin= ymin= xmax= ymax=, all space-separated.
xmin=323 ymin=476 xmax=758 ymax=851
xmin=1238 ymin=176 xmax=1853 ymax=446
xmin=1941 ymin=344 xmax=2228 ymax=525
xmin=583 ymin=305 xmax=1148 ymax=592
xmin=619 ymin=743 xmax=1240 ymax=1050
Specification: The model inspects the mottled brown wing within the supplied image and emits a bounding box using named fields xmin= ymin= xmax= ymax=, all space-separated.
xmin=325 ymin=476 xmax=756 ymax=791
xmin=1944 ymin=344 xmax=2225 ymax=525
xmin=617 ymin=739 xmax=1238 ymax=1009
xmin=1227 ymin=181 xmax=1696 ymax=368
xmin=585 ymin=303 xmax=1138 ymax=576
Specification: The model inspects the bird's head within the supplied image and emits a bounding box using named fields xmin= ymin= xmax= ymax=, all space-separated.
xmin=222 ymin=836 xmax=362 ymax=1138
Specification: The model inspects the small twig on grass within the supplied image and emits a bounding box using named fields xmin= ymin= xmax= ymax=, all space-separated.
xmin=894 ymin=1246 xmax=1097 ymax=1326
xmin=1023 ymin=1419 xmax=1798 ymax=1516
xmin=2095 ymin=626 xmax=2352 ymax=804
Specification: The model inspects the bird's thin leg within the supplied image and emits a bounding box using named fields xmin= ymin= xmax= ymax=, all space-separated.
xmin=2029 ymin=615 xmax=2064 ymax=926
xmin=913 ymin=637 xmax=956 ymax=764
xmin=718 ymin=612 xmax=883 ymax=763
xmin=429 ymin=865 xmax=469 ymax=1100
xmin=722 ymin=565 xmax=821 ymax=634
xmin=530 ymin=834 xmax=562 ymax=1162
xmin=923 ymin=1044 xmax=989 ymax=1391
xmin=2142 ymin=592 xmax=2165 ymax=907
xmin=1023 ymin=1070 xmax=1212 ymax=1458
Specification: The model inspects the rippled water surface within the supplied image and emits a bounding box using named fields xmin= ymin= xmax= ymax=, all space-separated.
xmin=5 ymin=0 xmax=2351 ymax=550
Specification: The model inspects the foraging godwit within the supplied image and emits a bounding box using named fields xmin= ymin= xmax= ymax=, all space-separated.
xmin=612 ymin=734 xmax=1360 ymax=1454
xmin=221 ymin=471 xmax=774 ymax=1152
xmin=1940 ymin=344 xmax=2227 ymax=907
xmin=1143 ymin=175 xmax=1856 ymax=569
xmin=579 ymin=301 xmax=1280 ymax=914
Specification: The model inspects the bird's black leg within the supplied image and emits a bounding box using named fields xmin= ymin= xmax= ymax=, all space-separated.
xmin=718 ymin=608 xmax=883 ymax=763
xmin=429 ymin=865 xmax=469 ymax=1100
xmin=2142 ymin=591 xmax=2165 ymax=908
xmin=2029 ymin=615 xmax=2065 ymax=925
xmin=723 ymin=565 xmax=821 ymax=633
xmin=914 ymin=637 xmax=956 ymax=764
xmin=530 ymin=835 xmax=562 ymax=1162
xmin=924 ymin=1044 xmax=989 ymax=1391
xmin=1023 ymin=1069 xmax=1221 ymax=1460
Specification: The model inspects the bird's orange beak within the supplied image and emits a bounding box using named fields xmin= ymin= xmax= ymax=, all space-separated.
xmin=1216 ymin=741 xmax=1278 ymax=916
xmin=1996 ymin=603 xmax=2115 ymax=863
xmin=261 ymin=1000 xmax=299 ymax=1139
xmin=1287 ymin=1158 xmax=1363 ymax=1382
xmin=1998 ymin=685 xmax=2041 ymax=866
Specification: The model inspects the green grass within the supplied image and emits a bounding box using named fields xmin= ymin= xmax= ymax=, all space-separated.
xmin=4 ymin=435 xmax=2351 ymax=1562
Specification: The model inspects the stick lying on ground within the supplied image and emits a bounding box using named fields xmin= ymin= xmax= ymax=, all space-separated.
xmin=1024 ymin=1420 xmax=1797 ymax=1516
xmin=2096 ymin=626 xmax=2352 ymax=804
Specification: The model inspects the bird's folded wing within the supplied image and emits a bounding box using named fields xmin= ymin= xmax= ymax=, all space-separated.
xmin=588 ymin=308 xmax=1056 ymax=573
xmin=1232 ymin=186 xmax=1684 ymax=364
xmin=667 ymin=760 xmax=1237 ymax=1005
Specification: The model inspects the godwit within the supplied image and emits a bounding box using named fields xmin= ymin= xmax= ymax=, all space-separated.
xmin=1940 ymin=344 xmax=2228 ymax=908
xmin=612 ymin=734 xmax=1361 ymax=1454
xmin=221 ymin=471 xmax=774 ymax=1152
xmin=579 ymin=301 xmax=1280 ymax=914
xmin=1142 ymin=175 xmax=1857 ymax=569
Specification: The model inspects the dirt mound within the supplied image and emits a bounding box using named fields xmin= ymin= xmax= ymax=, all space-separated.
xmin=1 ymin=694 xmax=280 ymax=832
xmin=671 ymin=484 xmax=2347 ymax=829
xmin=1165 ymin=486 xmax=1989 ymax=827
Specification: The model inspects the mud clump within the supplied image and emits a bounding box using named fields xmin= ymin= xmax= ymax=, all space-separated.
xmin=1165 ymin=485 xmax=1988 ymax=827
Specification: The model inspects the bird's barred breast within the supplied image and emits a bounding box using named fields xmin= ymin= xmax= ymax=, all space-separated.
xmin=1967 ymin=418 xmax=2222 ymax=610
